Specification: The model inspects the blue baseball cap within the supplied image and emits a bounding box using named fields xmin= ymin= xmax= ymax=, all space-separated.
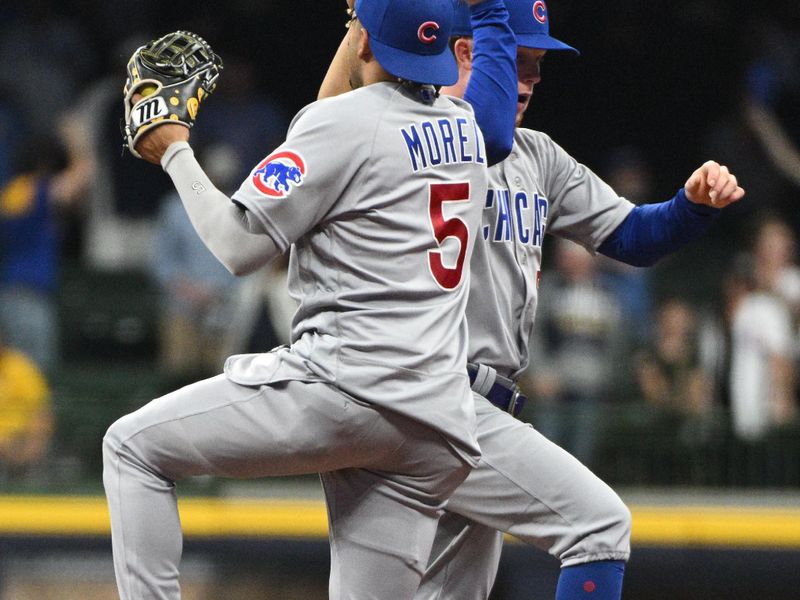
xmin=355 ymin=0 xmax=459 ymax=86
xmin=452 ymin=0 xmax=578 ymax=54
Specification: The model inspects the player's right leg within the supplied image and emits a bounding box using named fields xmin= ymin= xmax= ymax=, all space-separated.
xmin=102 ymin=375 xmax=471 ymax=600
xmin=321 ymin=455 xmax=471 ymax=598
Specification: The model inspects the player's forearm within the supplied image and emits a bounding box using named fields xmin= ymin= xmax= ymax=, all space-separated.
xmin=464 ymin=0 xmax=516 ymax=166
xmin=597 ymin=188 xmax=720 ymax=267
xmin=161 ymin=142 xmax=280 ymax=276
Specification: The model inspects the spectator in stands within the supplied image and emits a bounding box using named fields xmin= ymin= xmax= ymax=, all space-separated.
xmin=727 ymin=245 xmax=798 ymax=443
xmin=523 ymin=239 xmax=626 ymax=468
xmin=596 ymin=146 xmax=655 ymax=344
xmin=67 ymin=34 xmax=173 ymax=271
xmin=0 ymin=134 xmax=80 ymax=373
xmin=635 ymin=298 xmax=714 ymax=422
xmin=0 ymin=330 xmax=54 ymax=481
xmin=220 ymin=252 xmax=295 ymax=360
xmin=752 ymin=215 xmax=800 ymax=323
xmin=152 ymin=143 xmax=240 ymax=385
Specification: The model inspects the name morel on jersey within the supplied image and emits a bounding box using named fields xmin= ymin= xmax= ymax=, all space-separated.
xmin=401 ymin=116 xmax=486 ymax=172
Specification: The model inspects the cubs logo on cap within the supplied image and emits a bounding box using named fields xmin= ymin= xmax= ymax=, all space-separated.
xmin=418 ymin=21 xmax=440 ymax=44
xmin=251 ymin=150 xmax=306 ymax=198
xmin=354 ymin=0 xmax=459 ymax=86
xmin=451 ymin=0 xmax=579 ymax=55
xmin=532 ymin=0 xmax=547 ymax=24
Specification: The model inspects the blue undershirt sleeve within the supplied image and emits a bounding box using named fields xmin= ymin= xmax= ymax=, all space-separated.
xmin=597 ymin=188 xmax=721 ymax=267
xmin=463 ymin=0 xmax=517 ymax=166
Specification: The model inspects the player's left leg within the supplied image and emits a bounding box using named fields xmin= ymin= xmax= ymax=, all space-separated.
xmin=415 ymin=394 xmax=630 ymax=600
xmin=417 ymin=516 xmax=625 ymax=600
xmin=415 ymin=512 xmax=503 ymax=600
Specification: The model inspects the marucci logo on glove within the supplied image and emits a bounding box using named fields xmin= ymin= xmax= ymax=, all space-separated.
xmin=131 ymin=97 xmax=168 ymax=129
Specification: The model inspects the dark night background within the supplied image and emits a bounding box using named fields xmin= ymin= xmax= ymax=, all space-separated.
xmin=3 ymin=0 xmax=798 ymax=202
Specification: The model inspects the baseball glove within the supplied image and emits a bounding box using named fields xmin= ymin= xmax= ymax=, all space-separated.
xmin=123 ymin=30 xmax=222 ymax=158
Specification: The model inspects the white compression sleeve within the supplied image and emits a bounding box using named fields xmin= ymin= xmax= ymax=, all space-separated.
xmin=160 ymin=141 xmax=280 ymax=275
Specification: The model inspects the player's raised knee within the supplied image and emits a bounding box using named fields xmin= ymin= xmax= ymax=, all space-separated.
xmin=102 ymin=412 xmax=139 ymax=459
xmin=557 ymin=485 xmax=631 ymax=565
xmin=584 ymin=492 xmax=631 ymax=562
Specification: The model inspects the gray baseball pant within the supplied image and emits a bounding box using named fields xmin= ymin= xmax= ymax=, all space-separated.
xmin=102 ymin=374 xmax=472 ymax=600
xmin=415 ymin=395 xmax=631 ymax=599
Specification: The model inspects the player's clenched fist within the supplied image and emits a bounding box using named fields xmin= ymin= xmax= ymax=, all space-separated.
xmin=684 ymin=160 xmax=745 ymax=208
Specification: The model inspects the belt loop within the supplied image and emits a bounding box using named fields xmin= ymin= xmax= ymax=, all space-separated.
xmin=508 ymin=388 xmax=521 ymax=417
xmin=470 ymin=363 xmax=497 ymax=398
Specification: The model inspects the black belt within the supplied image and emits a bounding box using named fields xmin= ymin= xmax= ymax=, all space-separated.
xmin=467 ymin=363 xmax=527 ymax=418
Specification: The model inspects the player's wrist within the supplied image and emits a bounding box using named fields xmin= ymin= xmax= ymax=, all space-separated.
xmin=679 ymin=187 xmax=720 ymax=215
xmin=160 ymin=139 xmax=194 ymax=172
xmin=135 ymin=124 xmax=189 ymax=165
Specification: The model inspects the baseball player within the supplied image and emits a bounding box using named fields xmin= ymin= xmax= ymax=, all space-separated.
xmin=320 ymin=1 xmax=745 ymax=599
xmin=414 ymin=2 xmax=746 ymax=599
xmin=102 ymin=1 xmax=518 ymax=598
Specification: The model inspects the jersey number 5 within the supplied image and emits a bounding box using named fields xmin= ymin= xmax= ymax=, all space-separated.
xmin=428 ymin=182 xmax=471 ymax=290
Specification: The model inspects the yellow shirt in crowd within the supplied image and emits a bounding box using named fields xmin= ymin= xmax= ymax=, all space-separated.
xmin=0 ymin=348 xmax=50 ymax=442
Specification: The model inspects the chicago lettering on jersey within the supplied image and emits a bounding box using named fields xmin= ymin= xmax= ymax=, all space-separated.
xmin=400 ymin=117 xmax=485 ymax=172
xmin=482 ymin=188 xmax=549 ymax=247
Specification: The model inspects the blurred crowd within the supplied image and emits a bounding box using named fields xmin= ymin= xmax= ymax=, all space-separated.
xmin=1 ymin=1 xmax=799 ymax=487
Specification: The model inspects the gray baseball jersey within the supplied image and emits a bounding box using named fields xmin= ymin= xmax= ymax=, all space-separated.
xmin=103 ymin=81 xmax=491 ymax=600
xmin=466 ymin=128 xmax=634 ymax=379
xmin=416 ymin=128 xmax=635 ymax=599
xmin=228 ymin=81 xmax=488 ymax=460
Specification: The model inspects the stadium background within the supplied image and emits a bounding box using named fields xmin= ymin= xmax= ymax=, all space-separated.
xmin=1 ymin=0 xmax=799 ymax=598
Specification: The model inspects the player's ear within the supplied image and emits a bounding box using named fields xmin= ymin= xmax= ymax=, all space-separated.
xmin=452 ymin=38 xmax=474 ymax=71
xmin=357 ymin=27 xmax=373 ymax=61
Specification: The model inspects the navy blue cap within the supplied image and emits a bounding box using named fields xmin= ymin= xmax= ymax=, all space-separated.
xmin=452 ymin=0 xmax=578 ymax=54
xmin=355 ymin=0 xmax=459 ymax=86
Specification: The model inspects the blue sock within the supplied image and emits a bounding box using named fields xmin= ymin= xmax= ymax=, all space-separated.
xmin=555 ymin=560 xmax=626 ymax=600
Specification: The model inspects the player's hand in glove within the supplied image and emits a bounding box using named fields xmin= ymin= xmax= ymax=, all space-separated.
xmin=684 ymin=160 xmax=746 ymax=208
xmin=128 ymin=104 xmax=189 ymax=165
xmin=123 ymin=30 xmax=222 ymax=163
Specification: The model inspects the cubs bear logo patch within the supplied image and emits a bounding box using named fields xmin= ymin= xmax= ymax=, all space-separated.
xmin=251 ymin=150 xmax=307 ymax=198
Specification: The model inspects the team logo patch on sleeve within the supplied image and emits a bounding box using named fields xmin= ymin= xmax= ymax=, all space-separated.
xmin=251 ymin=150 xmax=307 ymax=198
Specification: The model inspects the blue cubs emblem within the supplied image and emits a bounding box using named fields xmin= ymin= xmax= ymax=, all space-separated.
xmin=252 ymin=150 xmax=306 ymax=198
